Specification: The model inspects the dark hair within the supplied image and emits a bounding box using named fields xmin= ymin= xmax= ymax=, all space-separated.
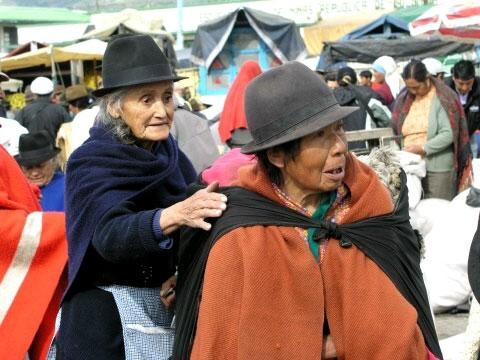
xmin=402 ymin=59 xmax=429 ymax=82
xmin=359 ymin=70 xmax=372 ymax=79
xmin=337 ymin=67 xmax=357 ymax=86
xmin=325 ymin=72 xmax=337 ymax=82
xmin=452 ymin=60 xmax=475 ymax=81
xmin=255 ymin=138 xmax=302 ymax=186
xmin=69 ymin=96 xmax=90 ymax=110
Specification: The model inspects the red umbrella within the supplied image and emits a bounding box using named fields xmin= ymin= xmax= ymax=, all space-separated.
xmin=409 ymin=4 xmax=480 ymax=43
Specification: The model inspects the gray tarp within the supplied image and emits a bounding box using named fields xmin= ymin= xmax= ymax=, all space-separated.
xmin=191 ymin=7 xmax=306 ymax=69
xmin=322 ymin=37 xmax=474 ymax=65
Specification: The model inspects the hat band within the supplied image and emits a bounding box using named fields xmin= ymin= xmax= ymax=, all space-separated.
xmin=103 ymin=63 xmax=174 ymax=88
xmin=19 ymin=146 xmax=57 ymax=161
xmin=251 ymin=99 xmax=339 ymax=146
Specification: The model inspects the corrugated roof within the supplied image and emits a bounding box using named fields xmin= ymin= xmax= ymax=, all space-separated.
xmin=0 ymin=6 xmax=90 ymax=24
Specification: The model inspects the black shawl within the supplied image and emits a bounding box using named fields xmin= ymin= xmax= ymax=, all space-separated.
xmin=173 ymin=171 xmax=442 ymax=359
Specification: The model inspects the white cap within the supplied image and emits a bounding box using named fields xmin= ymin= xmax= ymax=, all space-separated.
xmin=30 ymin=77 xmax=54 ymax=95
xmin=422 ymin=58 xmax=445 ymax=76
xmin=374 ymin=56 xmax=397 ymax=75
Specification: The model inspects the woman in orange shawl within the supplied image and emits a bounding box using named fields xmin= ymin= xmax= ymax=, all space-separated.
xmin=175 ymin=62 xmax=441 ymax=359
xmin=218 ymin=61 xmax=262 ymax=145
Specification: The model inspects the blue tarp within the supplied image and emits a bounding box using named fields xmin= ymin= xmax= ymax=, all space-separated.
xmin=341 ymin=15 xmax=409 ymax=41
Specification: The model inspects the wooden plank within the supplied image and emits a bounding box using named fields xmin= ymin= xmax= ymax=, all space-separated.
xmin=345 ymin=128 xmax=394 ymax=142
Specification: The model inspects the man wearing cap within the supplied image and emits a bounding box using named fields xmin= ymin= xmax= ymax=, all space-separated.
xmin=371 ymin=60 xmax=394 ymax=109
xmin=0 ymin=72 xmax=28 ymax=156
xmin=0 ymin=144 xmax=67 ymax=360
xmin=422 ymin=58 xmax=446 ymax=81
xmin=15 ymin=77 xmax=70 ymax=143
xmin=16 ymin=131 xmax=65 ymax=212
xmin=445 ymin=60 xmax=480 ymax=157
xmin=56 ymin=84 xmax=98 ymax=167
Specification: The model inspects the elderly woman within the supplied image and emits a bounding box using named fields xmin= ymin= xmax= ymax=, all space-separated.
xmin=16 ymin=130 xmax=65 ymax=211
xmin=393 ymin=59 xmax=472 ymax=200
xmin=56 ymin=35 xmax=227 ymax=359
xmin=174 ymin=62 xmax=442 ymax=359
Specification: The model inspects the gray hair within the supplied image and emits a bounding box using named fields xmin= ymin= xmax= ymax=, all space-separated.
xmin=94 ymin=88 xmax=136 ymax=145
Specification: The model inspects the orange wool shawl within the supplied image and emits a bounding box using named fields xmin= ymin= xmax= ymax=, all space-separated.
xmin=191 ymin=154 xmax=428 ymax=359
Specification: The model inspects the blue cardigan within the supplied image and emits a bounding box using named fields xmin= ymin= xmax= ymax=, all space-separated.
xmin=41 ymin=171 xmax=65 ymax=211
xmin=65 ymin=125 xmax=196 ymax=297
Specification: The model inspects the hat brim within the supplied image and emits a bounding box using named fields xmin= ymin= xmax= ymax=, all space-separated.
xmin=241 ymin=105 xmax=359 ymax=154
xmin=93 ymin=74 xmax=187 ymax=97
xmin=468 ymin=221 xmax=480 ymax=303
xmin=15 ymin=148 xmax=60 ymax=168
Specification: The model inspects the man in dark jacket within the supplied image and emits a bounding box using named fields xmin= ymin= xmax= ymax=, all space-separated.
xmin=15 ymin=77 xmax=70 ymax=142
xmin=333 ymin=67 xmax=391 ymax=151
xmin=445 ymin=60 xmax=480 ymax=157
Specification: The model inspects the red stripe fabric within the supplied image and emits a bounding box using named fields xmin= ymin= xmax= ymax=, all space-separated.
xmin=0 ymin=146 xmax=67 ymax=360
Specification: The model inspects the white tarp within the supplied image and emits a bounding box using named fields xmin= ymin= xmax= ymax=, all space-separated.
xmin=0 ymin=39 xmax=107 ymax=72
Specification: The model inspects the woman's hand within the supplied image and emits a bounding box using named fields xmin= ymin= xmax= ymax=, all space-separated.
xmin=160 ymin=181 xmax=228 ymax=234
xmin=404 ymin=144 xmax=426 ymax=157
xmin=322 ymin=335 xmax=337 ymax=358
xmin=160 ymin=274 xmax=176 ymax=310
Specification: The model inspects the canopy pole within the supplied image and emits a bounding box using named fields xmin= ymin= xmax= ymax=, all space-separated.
xmin=49 ymin=45 xmax=57 ymax=84
xmin=176 ymin=0 xmax=184 ymax=50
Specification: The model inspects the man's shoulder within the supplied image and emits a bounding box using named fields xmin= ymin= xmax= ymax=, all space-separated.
xmin=473 ymin=77 xmax=480 ymax=98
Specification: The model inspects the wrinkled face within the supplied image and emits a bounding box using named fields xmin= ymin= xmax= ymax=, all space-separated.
xmin=453 ymin=77 xmax=474 ymax=96
xmin=373 ymin=70 xmax=385 ymax=83
xmin=21 ymin=158 xmax=56 ymax=187
xmin=110 ymin=81 xmax=175 ymax=142
xmin=280 ymin=120 xmax=348 ymax=195
xmin=405 ymin=78 xmax=431 ymax=98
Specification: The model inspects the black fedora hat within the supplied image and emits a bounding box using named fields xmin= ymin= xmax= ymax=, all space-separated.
xmin=241 ymin=61 xmax=358 ymax=154
xmin=15 ymin=131 xmax=60 ymax=167
xmin=93 ymin=34 xmax=186 ymax=97
xmin=468 ymin=215 xmax=480 ymax=302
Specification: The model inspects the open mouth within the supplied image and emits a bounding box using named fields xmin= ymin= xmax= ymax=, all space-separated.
xmin=325 ymin=167 xmax=343 ymax=175
xmin=323 ymin=166 xmax=345 ymax=181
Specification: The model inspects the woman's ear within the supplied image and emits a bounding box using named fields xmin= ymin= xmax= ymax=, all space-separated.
xmin=107 ymin=101 xmax=121 ymax=119
xmin=267 ymin=147 xmax=285 ymax=169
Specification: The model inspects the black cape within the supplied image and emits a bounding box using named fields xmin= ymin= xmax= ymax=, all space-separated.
xmin=173 ymin=171 xmax=442 ymax=359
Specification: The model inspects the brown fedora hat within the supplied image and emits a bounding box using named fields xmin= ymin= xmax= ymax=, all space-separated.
xmin=66 ymin=84 xmax=89 ymax=102
xmin=241 ymin=61 xmax=358 ymax=154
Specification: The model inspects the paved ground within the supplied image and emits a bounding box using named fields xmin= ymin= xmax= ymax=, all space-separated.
xmin=434 ymin=312 xmax=470 ymax=359
xmin=435 ymin=312 xmax=469 ymax=340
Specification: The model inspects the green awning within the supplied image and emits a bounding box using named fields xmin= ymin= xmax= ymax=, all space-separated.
xmin=0 ymin=6 xmax=90 ymax=24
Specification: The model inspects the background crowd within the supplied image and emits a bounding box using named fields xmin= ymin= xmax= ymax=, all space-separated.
xmin=1 ymin=32 xmax=480 ymax=359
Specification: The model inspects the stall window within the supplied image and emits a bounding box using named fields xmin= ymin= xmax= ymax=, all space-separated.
xmin=3 ymin=26 xmax=18 ymax=51
xmin=200 ymin=28 xmax=281 ymax=95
